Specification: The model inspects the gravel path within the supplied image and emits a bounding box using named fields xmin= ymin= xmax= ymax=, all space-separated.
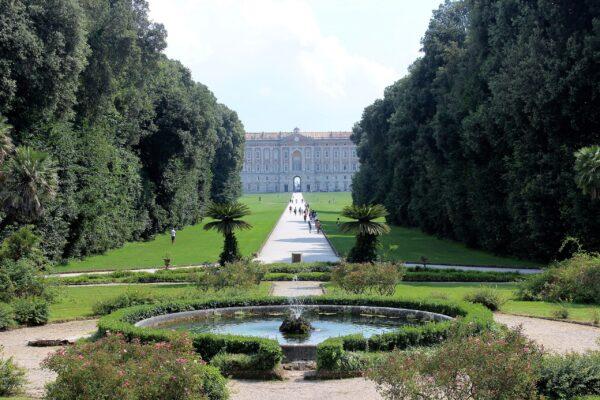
xmin=271 ymin=281 xmax=324 ymax=297
xmin=0 ymin=319 xmax=98 ymax=397
xmin=257 ymin=193 xmax=340 ymax=264
xmin=229 ymin=371 xmax=381 ymax=400
xmin=494 ymin=314 xmax=600 ymax=353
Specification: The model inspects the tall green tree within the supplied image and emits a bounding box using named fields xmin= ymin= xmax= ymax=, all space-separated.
xmin=340 ymin=204 xmax=390 ymax=263
xmin=203 ymin=203 xmax=252 ymax=265
xmin=211 ymin=104 xmax=245 ymax=203
xmin=352 ymin=0 xmax=600 ymax=261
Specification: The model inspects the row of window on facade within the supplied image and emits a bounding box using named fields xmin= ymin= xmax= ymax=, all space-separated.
xmin=253 ymin=175 xmax=350 ymax=182
xmin=245 ymin=147 xmax=357 ymax=160
xmin=242 ymin=162 xmax=359 ymax=173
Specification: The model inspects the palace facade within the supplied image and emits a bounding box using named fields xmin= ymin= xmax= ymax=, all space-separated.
xmin=241 ymin=128 xmax=359 ymax=193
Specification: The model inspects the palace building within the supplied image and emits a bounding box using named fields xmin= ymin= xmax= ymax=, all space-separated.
xmin=241 ymin=128 xmax=359 ymax=193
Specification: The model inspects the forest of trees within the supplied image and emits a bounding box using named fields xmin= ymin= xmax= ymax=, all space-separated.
xmin=0 ymin=0 xmax=244 ymax=261
xmin=352 ymin=0 xmax=600 ymax=262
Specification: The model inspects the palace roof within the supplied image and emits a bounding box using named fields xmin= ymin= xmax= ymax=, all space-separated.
xmin=245 ymin=131 xmax=352 ymax=140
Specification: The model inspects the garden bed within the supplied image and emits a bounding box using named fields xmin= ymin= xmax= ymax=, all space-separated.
xmin=98 ymin=295 xmax=492 ymax=379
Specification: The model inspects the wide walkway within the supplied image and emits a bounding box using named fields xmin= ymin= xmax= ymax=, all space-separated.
xmin=257 ymin=193 xmax=340 ymax=264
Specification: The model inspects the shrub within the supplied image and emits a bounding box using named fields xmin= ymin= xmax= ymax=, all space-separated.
xmin=464 ymin=287 xmax=506 ymax=311
xmin=331 ymin=263 xmax=405 ymax=295
xmin=12 ymin=297 xmax=49 ymax=326
xmin=538 ymin=352 xmax=600 ymax=399
xmin=43 ymin=333 xmax=228 ymax=400
xmin=518 ymin=252 xmax=600 ymax=303
xmin=196 ymin=260 xmax=265 ymax=291
xmin=0 ymin=303 xmax=15 ymax=330
xmin=368 ymin=328 xmax=543 ymax=400
xmin=92 ymin=291 xmax=164 ymax=316
xmin=0 ymin=346 xmax=26 ymax=396
xmin=552 ymin=304 xmax=570 ymax=319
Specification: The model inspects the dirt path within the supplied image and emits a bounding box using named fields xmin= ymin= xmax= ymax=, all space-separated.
xmin=0 ymin=319 xmax=98 ymax=398
xmin=271 ymin=281 xmax=324 ymax=297
xmin=229 ymin=371 xmax=381 ymax=400
xmin=494 ymin=313 xmax=600 ymax=353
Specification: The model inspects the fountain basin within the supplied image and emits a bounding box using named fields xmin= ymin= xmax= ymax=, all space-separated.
xmin=135 ymin=304 xmax=452 ymax=361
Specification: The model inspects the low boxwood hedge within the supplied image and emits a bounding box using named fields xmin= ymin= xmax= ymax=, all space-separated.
xmin=98 ymin=295 xmax=492 ymax=378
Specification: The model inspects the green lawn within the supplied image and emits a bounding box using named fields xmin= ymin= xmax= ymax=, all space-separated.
xmin=304 ymin=192 xmax=540 ymax=268
xmin=324 ymin=282 xmax=600 ymax=324
xmin=54 ymin=194 xmax=288 ymax=273
xmin=49 ymin=282 xmax=272 ymax=321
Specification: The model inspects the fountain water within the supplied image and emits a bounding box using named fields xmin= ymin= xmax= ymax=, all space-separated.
xmin=279 ymin=275 xmax=314 ymax=335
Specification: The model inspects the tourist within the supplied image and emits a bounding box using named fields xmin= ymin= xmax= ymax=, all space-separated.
xmin=336 ymin=217 xmax=340 ymax=226
xmin=170 ymin=227 xmax=176 ymax=244
xmin=294 ymin=207 xmax=297 ymax=215
xmin=315 ymin=220 xmax=321 ymax=234
xmin=303 ymin=213 xmax=307 ymax=222
xmin=289 ymin=205 xmax=292 ymax=214
xmin=308 ymin=220 xmax=312 ymax=233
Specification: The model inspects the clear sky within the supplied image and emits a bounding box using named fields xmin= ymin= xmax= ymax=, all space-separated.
xmin=147 ymin=0 xmax=442 ymax=132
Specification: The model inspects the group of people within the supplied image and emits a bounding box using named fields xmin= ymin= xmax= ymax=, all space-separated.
xmin=288 ymin=197 xmax=321 ymax=234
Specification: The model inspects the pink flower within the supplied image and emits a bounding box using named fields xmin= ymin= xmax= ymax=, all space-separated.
xmin=176 ymin=358 xmax=187 ymax=364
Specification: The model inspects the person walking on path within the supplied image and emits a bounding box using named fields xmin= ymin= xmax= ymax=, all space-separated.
xmin=308 ymin=220 xmax=312 ymax=233
xmin=289 ymin=205 xmax=292 ymax=214
xmin=303 ymin=212 xmax=307 ymax=222
xmin=315 ymin=220 xmax=321 ymax=234
xmin=170 ymin=227 xmax=176 ymax=244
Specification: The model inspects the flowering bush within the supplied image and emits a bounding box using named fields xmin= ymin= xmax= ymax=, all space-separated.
xmin=43 ymin=333 xmax=228 ymax=400
xmin=518 ymin=251 xmax=600 ymax=303
xmin=196 ymin=260 xmax=265 ymax=291
xmin=368 ymin=328 xmax=543 ymax=400
xmin=331 ymin=262 xmax=405 ymax=295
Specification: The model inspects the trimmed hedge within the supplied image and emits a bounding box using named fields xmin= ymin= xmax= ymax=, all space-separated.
xmin=99 ymin=295 xmax=492 ymax=377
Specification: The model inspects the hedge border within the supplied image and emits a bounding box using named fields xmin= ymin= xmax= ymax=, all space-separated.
xmin=98 ymin=295 xmax=492 ymax=377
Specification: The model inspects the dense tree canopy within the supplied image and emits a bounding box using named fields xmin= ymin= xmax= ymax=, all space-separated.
xmin=0 ymin=0 xmax=245 ymax=261
xmin=352 ymin=0 xmax=600 ymax=262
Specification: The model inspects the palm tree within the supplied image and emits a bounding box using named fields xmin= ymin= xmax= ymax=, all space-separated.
xmin=0 ymin=116 xmax=14 ymax=165
xmin=203 ymin=202 xmax=252 ymax=265
xmin=574 ymin=145 xmax=600 ymax=200
xmin=339 ymin=204 xmax=390 ymax=263
xmin=0 ymin=147 xmax=58 ymax=231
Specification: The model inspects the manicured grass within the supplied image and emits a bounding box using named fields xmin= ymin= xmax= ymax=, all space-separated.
xmin=49 ymin=282 xmax=272 ymax=321
xmin=304 ymin=192 xmax=540 ymax=268
xmin=324 ymin=282 xmax=600 ymax=324
xmin=54 ymin=194 xmax=288 ymax=273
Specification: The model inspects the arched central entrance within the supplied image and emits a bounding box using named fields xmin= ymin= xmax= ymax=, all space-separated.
xmin=293 ymin=176 xmax=301 ymax=192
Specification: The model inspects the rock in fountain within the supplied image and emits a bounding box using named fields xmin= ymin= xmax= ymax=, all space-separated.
xmin=279 ymin=313 xmax=313 ymax=335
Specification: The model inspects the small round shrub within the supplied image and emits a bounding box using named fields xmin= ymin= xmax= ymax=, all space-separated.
xmin=0 ymin=303 xmax=15 ymax=330
xmin=0 ymin=347 xmax=26 ymax=396
xmin=464 ymin=287 xmax=506 ymax=311
xmin=331 ymin=262 xmax=405 ymax=296
xmin=12 ymin=297 xmax=49 ymax=326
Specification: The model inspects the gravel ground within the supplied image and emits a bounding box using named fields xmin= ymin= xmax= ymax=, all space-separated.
xmin=0 ymin=319 xmax=98 ymax=397
xmin=229 ymin=371 xmax=382 ymax=400
xmin=494 ymin=313 xmax=600 ymax=353
xmin=271 ymin=281 xmax=324 ymax=297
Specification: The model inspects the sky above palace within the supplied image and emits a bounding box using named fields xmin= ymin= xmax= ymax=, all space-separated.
xmin=147 ymin=0 xmax=442 ymax=132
